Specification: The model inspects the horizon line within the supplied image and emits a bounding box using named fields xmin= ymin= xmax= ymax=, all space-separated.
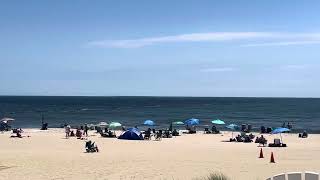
xmin=0 ymin=95 xmax=319 ymax=99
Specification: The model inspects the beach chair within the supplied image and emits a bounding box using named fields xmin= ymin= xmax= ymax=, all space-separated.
xmin=85 ymin=140 xmax=99 ymax=153
xmin=144 ymin=132 xmax=151 ymax=140
xmin=163 ymin=130 xmax=172 ymax=138
xmin=305 ymin=172 xmax=319 ymax=180
xmin=248 ymin=133 xmax=255 ymax=139
xmin=155 ymin=131 xmax=162 ymax=141
xmin=246 ymin=124 xmax=252 ymax=133
xmin=172 ymin=129 xmax=180 ymax=136
xmin=204 ymin=128 xmax=211 ymax=134
xmin=273 ymin=173 xmax=286 ymax=180
xmin=40 ymin=123 xmax=48 ymax=130
xmin=266 ymin=127 xmax=272 ymax=133
xmin=274 ymin=139 xmax=281 ymax=146
xmin=100 ymin=132 xmax=108 ymax=137
xmin=243 ymin=135 xmax=252 ymax=143
xmin=287 ymin=172 xmax=302 ymax=180
xmin=259 ymin=138 xmax=267 ymax=146
xmin=236 ymin=135 xmax=243 ymax=142
xmin=261 ymin=126 xmax=266 ymax=133
xmin=211 ymin=126 xmax=220 ymax=134
xmin=299 ymin=131 xmax=308 ymax=138
xmin=11 ymin=129 xmax=22 ymax=138
xmin=76 ymin=129 xmax=82 ymax=139
xmin=241 ymin=124 xmax=246 ymax=132
xmin=269 ymin=138 xmax=286 ymax=147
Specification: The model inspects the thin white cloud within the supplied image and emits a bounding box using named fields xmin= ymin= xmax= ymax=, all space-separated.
xmin=87 ymin=32 xmax=320 ymax=48
xmin=242 ymin=40 xmax=320 ymax=47
xmin=281 ymin=65 xmax=310 ymax=70
xmin=201 ymin=67 xmax=235 ymax=72
xmin=87 ymin=32 xmax=274 ymax=48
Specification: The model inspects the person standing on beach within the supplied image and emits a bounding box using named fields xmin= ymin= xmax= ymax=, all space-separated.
xmin=65 ymin=125 xmax=71 ymax=138
xmin=84 ymin=124 xmax=89 ymax=137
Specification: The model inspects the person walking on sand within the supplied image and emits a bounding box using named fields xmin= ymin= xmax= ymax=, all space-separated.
xmin=65 ymin=125 xmax=71 ymax=138
xmin=84 ymin=124 xmax=89 ymax=137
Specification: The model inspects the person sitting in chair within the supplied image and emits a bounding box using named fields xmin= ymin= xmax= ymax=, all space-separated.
xmin=172 ymin=129 xmax=179 ymax=136
xmin=299 ymin=130 xmax=308 ymax=138
xmin=70 ymin=130 xmax=75 ymax=137
xmin=85 ymin=140 xmax=99 ymax=153
xmin=211 ymin=126 xmax=219 ymax=134
xmin=107 ymin=130 xmax=114 ymax=137
xmin=248 ymin=133 xmax=255 ymax=140
xmin=255 ymin=135 xmax=267 ymax=146
xmin=144 ymin=129 xmax=151 ymax=140
xmin=41 ymin=122 xmax=48 ymax=130
xmin=76 ymin=128 xmax=82 ymax=139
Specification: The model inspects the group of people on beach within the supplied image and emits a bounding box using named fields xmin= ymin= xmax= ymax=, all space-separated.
xmin=64 ymin=124 xmax=89 ymax=139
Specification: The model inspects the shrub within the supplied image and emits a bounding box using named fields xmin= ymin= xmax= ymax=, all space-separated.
xmin=194 ymin=172 xmax=230 ymax=180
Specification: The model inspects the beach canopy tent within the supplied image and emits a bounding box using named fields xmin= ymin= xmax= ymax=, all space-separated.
xmin=118 ymin=128 xmax=143 ymax=140
xmin=109 ymin=122 xmax=122 ymax=129
xmin=211 ymin=119 xmax=225 ymax=125
xmin=143 ymin=120 xmax=155 ymax=126
xmin=185 ymin=118 xmax=200 ymax=125
xmin=226 ymin=124 xmax=239 ymax=138
xmin=271 ymin=127 xmax=290 ymax=143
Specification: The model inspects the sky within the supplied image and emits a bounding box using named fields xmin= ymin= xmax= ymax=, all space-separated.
xmin=1 ymin=0 xmax=320 ymax=97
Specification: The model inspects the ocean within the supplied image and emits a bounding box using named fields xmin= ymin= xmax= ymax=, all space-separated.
xmin=0 ymin=96 xmax=319 ymax=133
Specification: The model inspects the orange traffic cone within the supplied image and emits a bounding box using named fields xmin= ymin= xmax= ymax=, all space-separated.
xmin=270 ymin=152 xmax=275 ymax=163
xmin=259 ymin=148 xmax=264 ymax=158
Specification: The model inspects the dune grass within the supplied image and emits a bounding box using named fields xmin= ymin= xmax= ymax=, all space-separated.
xmin=193 ymin=172 xmax=230 ymax=180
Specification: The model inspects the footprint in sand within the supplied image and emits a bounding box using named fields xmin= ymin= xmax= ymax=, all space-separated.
xmin=0 ymin=166 xmax=13 ymax=171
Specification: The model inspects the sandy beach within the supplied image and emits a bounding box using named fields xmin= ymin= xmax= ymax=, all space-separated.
xmin=0 ymin=129 xmax=319 ymax=180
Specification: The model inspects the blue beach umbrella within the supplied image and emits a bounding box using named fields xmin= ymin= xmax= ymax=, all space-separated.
xmin=185 ymin=118 xmax=200 ymax=125
xmin=211 ymin=119 xmax=225 ymax=125
xmin=143 ymin=120 xmax=155 ymax=126
xmin=226 ymin=124 xmax=239 ymax=131
xmin=271 ymin=127 xmax=290 ymax=134
xmin=226 ymin=124 xmax=239 ymax=138
xmin=271 ymin=127 xmax=291 ymax=143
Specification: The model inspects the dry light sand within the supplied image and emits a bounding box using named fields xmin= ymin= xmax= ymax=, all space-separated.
xmin=0 ymin=129 xmax=319 ymax=180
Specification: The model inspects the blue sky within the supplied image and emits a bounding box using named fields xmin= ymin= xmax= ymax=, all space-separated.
xmin=1 ymin=1 xmax=320 ymax=97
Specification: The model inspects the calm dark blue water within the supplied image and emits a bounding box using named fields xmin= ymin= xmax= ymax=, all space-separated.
xmin=0 ymin=96 xmax=319 ymax=133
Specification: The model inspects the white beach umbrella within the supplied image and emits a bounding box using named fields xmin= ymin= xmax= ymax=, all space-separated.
xmin=1 ymin=117 xmax=15 ymax=123
xmin=97 ymin=122 xmax=108 ymax=127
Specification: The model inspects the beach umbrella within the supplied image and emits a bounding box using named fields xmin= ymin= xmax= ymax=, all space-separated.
xmin=226 ymin=124 xmax=239 ymax=131
xmin=172 ymin=121 xmax=184 ymax=125
xmin=271 ymin=127 xmax=290 ymax=143
xmin=87 ymin=124 xmax=96 ymax=130
xmin=185 ymin=118 xmax=200 ymax=125
xmin=143 ymin=120 xmax=155 ymax=126
xmin=109 ymin=122 xmax=122 ymax=129
xmin=97 ymin=122 xmax=108 ymax=127
xmin=1 ymin=117 xmax=15 ymax=124
xmin=211 ymin=119 xmax=225 ymax=125
xmin=226 ymin=124 xmax=239 ymax=138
